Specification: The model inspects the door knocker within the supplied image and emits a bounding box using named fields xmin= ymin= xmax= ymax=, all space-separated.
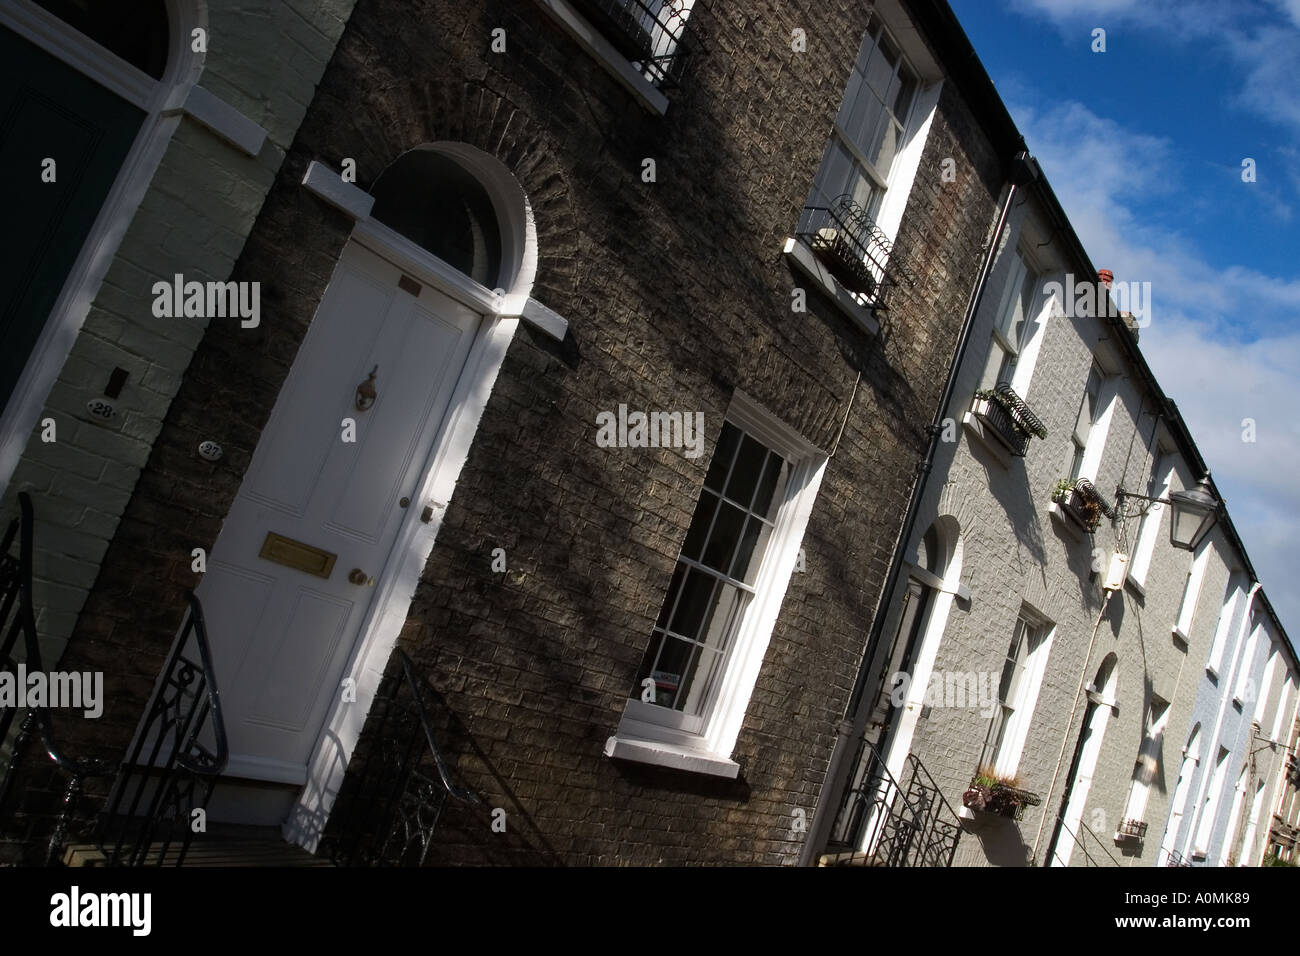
xmin=355 ymin=365 xmax=378 ymax=411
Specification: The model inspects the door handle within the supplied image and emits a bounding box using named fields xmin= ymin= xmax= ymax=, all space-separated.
xmin=348 ymin=568 xmax=374 ymax=586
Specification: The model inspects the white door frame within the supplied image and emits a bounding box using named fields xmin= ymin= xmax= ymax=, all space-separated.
xmin=282 ymin=215 xmax=528 ymax=850
xmin=0 ymin=0 xmax=204 ymax=495
xmin=1049 ymin=663 xmax=1118 ymax=866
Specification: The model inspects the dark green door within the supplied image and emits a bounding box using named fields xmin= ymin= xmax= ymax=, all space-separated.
xmin=0 ymin=26 xmax=144 ymax=412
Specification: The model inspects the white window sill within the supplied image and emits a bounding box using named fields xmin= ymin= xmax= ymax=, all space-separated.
xmin=534 ymin=0 xmax=669 ymax=115
xmin=961 ymin=412 xmax=1011 ymax=469
xmin=604 ymin=735 xmax=740 ymax=779
xmin=1205 ymin=664 xmax=1219 ymax=680
xmin=1125 ymin=572 xmax=1147 ymax=597
xmin=782 ymin=238 xmax=881 ymax=338
xmin=1171 ymin=624 xmax=1190 ymax=647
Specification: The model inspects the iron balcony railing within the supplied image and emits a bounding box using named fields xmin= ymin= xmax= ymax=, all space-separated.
xmin=1059 ymin=478 xmax=1116 ymax=532
xmin=569 ymin=0 xmax=692 ymax=87
xmin=322 ymin=650 xmax=480 ymax=866
xmin=971 ymin=382 xmax=1047 ymax=457
xmin=1166 ymin=848 xmax=1193 ymax=867
xmin=825 ymin=736 xmax=962 ymax=867
xmin=1116 ymin=818 xmax=1148 ymax=842
xmin=795 ymin=194 xmax=913 ymax=310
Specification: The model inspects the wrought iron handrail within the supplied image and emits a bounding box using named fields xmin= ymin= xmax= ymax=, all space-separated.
xmin=93 ymin=591 xmax=228 ymax=866
xmin=1049 ymin=813 xmax=1122 ymax=867
xmin=796 ymin=194 xmax=913 ymax=309
xmin=323 ymin=649 xmax=480 ymax=866
xmin=825 ymin=736 xmax=961 ymax=866
xmin=569 ymin=0 xmax=691 ymax=87
xmin=0 ymin=493 xmax=118 ymax=864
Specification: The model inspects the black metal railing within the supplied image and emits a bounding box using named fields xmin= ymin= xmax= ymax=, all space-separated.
xmin=0 ymin=493 xmax=117 ymax=865
xmin=93 ymin=591 xmax=227 ymax=866
xmin=796 ymin=195 xmax=912 ymax=310
xmin=825 ymin=737 xmax=961 ymax=866
xmin=570 ymin=0 xmax=691 ymax=87
xmin=971 ymin=382 xmax=1047 ymax=457
xmin=0 ymin=493 xmax=38 ymax=821
xmin=1165 ymin=848 xmax=1193 ymax=867
xmin=1060 ymin=478 xmax=1116 ymax=532
xmin=323 ymin=650 xmax=479 ymax=866
xmin=1048 ymin=813 xmax=1122 ymax=867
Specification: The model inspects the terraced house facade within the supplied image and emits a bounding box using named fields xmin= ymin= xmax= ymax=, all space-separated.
xmin=1 ymin=0 xmax=1295 ymax=869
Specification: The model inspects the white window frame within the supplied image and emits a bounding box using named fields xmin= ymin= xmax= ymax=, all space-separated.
xmin=0 ymin=0 xmax=206 ymax=497
xmin=1193 ymin=746 xmax=1230 ymax=857
xmin=805 ymin=12 xmax=922 ymax=222
xmin=980 ymin=246 xmax=1051 ymax=398
xmin=1121 ymin=696 xmax=1169 ymax=828
xmin=1233 ymin=621 xmax=1262 ymax=705
xmin=1127 ymin=454 xmax=1175 ymax=588
xmin=986 ymin=612 xmax=1054 ymax=778
xmin=1068 ymin=361 xmax=1118 ymax=484
xmin=1173 ymin=539 xmax=1211 ymax=642
xmin=1206 ymin=581 xmax=1242 ymax=678
xmin=606 ymin=390 xmax=827 ymax=777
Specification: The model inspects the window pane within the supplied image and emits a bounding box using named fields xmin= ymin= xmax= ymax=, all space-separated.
xmin=680 ymin=491 xmax=717 ymax=561
xmin=701 ymin=500 xmax=747 ymax=572
xmin=655 ymin=564 xmax=686 ymax=629
xmin=669 ymin=567 xmax=717 ymax=637
xmin=893 ymin=69 xmax=917 ymax=122
xmin=704 ymin=422 xmax=741 ymax=491
xmin=869 ymin=119 xmax=902 ymax=181
xmin=730 ymin=515 xmax=774 ymax=584
xmin=724 ymin=434 xmax=769 ymax=507
xmin=752 ymin=452 xmax=790 ymax=519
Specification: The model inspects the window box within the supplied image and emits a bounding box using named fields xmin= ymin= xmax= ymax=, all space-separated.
xmin=961 ymin=769 xmax=1041 ymax=821
xmin=1050 ymin=478 xmax=1114 ymax=533
xmin=970 ymin=384 xmax=1046 ymax=458
xmin=794 ymin=195 xmax=910 ymax=311
xmin=566 ymin=0 xmax=690 ymax=87
xmin=1115 ymin=819 xmax=1148 ymax=843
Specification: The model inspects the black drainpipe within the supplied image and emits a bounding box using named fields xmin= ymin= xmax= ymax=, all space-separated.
xmin=798 ymin=149 xmax=1038 ymax=866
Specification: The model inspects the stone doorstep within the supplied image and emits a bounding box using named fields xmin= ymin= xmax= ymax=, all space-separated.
xmin=63 ymin=823 xmax=329 ymax=867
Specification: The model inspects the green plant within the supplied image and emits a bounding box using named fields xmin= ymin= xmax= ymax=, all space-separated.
xmin=1051 ymin=478 xmax=1074 ymax=502
xmin=1263 ymin=853 xmax=1298 ymax=867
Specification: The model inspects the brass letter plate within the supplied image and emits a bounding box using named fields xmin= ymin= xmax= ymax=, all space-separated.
xmin=258 ymin=531 xmax=338 ymax=579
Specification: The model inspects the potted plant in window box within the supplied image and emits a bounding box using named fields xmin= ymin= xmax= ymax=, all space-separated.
xmin=1051 ymin=478 xmax=1106 ymax=533
xmin=962 ymin=767 xmax=1042 ymax=821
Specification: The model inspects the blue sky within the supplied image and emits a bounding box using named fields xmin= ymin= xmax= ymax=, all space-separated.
xmin=949 ymin=0 xmax=1300 ymax=644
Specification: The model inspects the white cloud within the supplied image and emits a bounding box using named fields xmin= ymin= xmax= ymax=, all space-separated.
xmin=1012 ymin=98 xmax=1300 ymax=638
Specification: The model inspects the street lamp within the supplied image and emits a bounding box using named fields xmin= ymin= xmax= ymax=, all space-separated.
xmin=1114 ymin=476 xmax=1221 ymax=552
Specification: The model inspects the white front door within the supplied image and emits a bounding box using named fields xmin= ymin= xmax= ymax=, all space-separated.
xmin=197 ymin=239 xmax=480 ymax=784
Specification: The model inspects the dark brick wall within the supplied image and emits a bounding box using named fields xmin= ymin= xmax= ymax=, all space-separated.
xmin=4 ymin=0 xmax=1005 ymax=864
